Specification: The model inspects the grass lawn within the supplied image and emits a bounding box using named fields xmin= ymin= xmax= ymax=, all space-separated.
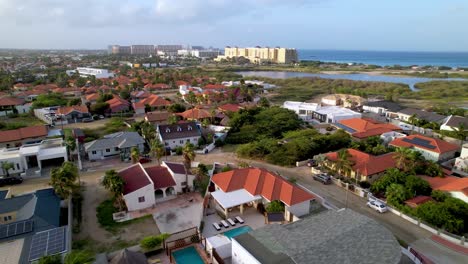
xmin=96 ymin=199 xmax=152 ymax=233
xmin=0 ymin=114 xmax=45 ymax=130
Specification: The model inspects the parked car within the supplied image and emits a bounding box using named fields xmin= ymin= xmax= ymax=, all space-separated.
xmin=82 ymin=117 xmax=94 ymax=123
xmin=139 ymin=157 xmax=152 ymax=164
xmin=307 ymin=159 xmax=317 ymax=167
xmin=98 ymin=115 xmax=105 ymax=119
xmin=366 ymin=200 xmax=388 ymax=213
xmin=0 ymin=176 xmax=23 ymax=187
xmin=313 ymin=173 xmax=331 ymax=184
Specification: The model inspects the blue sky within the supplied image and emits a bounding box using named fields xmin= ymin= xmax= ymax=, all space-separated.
xmin=0 ymin=0 xmax=467 ymax=51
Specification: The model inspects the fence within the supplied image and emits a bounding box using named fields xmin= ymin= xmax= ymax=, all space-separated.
xmin=195 ymin=142 xmax=216 ymax=154
xmin=329 ymin=176 xmax=367 ymax=198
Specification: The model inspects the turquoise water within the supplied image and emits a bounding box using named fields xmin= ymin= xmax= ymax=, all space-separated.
xmin=223 ymin=226 xmax=253 ymax=240
xmin=172 ymin=246 xmax=204 ymax=264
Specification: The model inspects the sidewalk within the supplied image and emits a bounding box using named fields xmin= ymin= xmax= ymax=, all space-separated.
xmin=431 ymin=235 xmax=468 ymax=255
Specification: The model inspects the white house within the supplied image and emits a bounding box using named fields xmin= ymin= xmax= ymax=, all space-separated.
xmin=440 ymin=115 xmax=468 ymax=132
xmin=362 ymin=100 xmax=402 ymax=116
xmin=157 ymin=122 xmax=202 ymax=150
xmin=312 ymin=106 xmax=361 ymax=123
xmin=454 ymin=143 xmax=468 ymax=173
xmin=282 ymin=101 xmax=319 ymax=121
xmin=84 ymin=132 xmax=145 ymax=161
xmin=389 ymin=135 xmax=460 ymax=162
xmin=118 ymin=161 xmax=195 ymax=211
xmin=380 ymin=131 xmax=407 ymax=144
xmin=66 ymin=67 xmax=114 ymax=79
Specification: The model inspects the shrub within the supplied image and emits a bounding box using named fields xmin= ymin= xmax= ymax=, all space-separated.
xmin=38 ymin=255 xmax=62 ymax=264
xmin=175 ymin=146 xmax=183 ymax=155
xmin=140 ymin=233 xmax=170 ymax=251
xmin=266 ymin=200 xmax=284 ymax=213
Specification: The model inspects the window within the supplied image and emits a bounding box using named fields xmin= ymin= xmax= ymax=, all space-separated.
xmin=114 ymin=147 xmax=119 ymax=151
xmin=3 ymin=216 xmax=12 ymax=221
xmin=180 ymin=140 xmax=184 ymax=144
xmin=138 ymin=196 xmax=145 ymax=203
xmin=16 ymin=163 xmax=20 ymax=170
xmin=181 ymin=181 xmax=187 ymax=186
xmin=92 ymin=151 xmax=97 ymax=154
xmin=186 ymin=139 xmax=190 ymax=142
xmin=106 ymin=149 xmax=110 ymax=152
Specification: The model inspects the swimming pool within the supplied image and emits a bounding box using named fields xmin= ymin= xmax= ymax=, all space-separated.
xmin=223 ymin=226 xmax=252 ymax=240
xmin=172 ymin=246 xmax=204 ymax=264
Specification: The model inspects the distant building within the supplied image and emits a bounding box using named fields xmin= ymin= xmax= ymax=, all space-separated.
xmin=110 ymin=45 xmax=131 ymax=55
xmin=454 ymin=143 xmax=468 ymax=173
xmin=157 ymin=45 xmax=183 ymax=56
xmin=312 ymin=106 xmax=361 ymax=123
xmin=282 ymin=101 xmax=320 ymax=121
xmin=363 ymin=100 xmax=402 ymax=117
xmin=66 ymin=67 xmax=114 ymax=79
xmin=216 ymin=46 xmax=298 ymax=64
xmin=440 ymin=115 xmax=468 ymax=132
xmin=84 ymin=132 xmax=145 ymax=161
xmin=157 ymin=122 xmax=202 ymax=150
xmin=130 ymin=45 xmax=155 ymax=55
xmin=390 ymin=108 xmax=446 ymax=124
xmin=335 ymin=118 xmax=402 ymax=140
xmin=191 ymin=50 xmax=220 ymax=59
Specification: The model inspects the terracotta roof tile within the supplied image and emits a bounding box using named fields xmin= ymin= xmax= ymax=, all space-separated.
xmin=0 ymin=97 xmax=25 ymax=106
xmin=218 ymin=104 xmax=243 ymax=112
xmin=389 ymin=135 xmax=459 ymax=154
xmin=145 ymin=111 xmax=170 ymax=123
xmin=211 ymin=168 xmax=315 ymax=206
xmin=338 ymin=118 xmax=401 ymax=139
xmin=326 ymin=149 xmax=396 ymax=176
xmin=56 ymin=105 xmax=89 ymax=115
xmin=119 ymin=164 xmax=151 ymax=195
xmin=134 ymin=94 xmax=170 ymax=109
xmin=177 ymin=108 xmax=212 ymax=120
xmin=0 ymin=125 xmax=48 ymax=143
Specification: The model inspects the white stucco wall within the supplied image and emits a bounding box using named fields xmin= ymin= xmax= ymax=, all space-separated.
xmin=449 ymin=191 xmax=468 ymax=203
xmin=231 ymin=238 xmax=262 ymax=264
xmin=87 ymin=147 xmax=120 ymax=160
xmin=171 ymin=172 xmax=195 ymax=193
xmin=0 ymin=156 xmax=24 ymax=176
xmin=123 ymin=184 xmax=156 ymax=211
xmin=163 ymin=136 xmax=200 ymax=150
xmin=286 ymin=200 xmax=310 ymax=218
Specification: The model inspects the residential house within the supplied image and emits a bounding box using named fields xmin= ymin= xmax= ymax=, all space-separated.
xmin=325 ymin=149 xmax=396 ymax=182
xmin=106 ymin=96 xmax=130 ymax=113
xmin=363 ymin=100 xmax=402 ymax=117
xmin=210 ymin=168 xmax=315 ymax=221
xmin=321 ymin=94 xmax=365 ymax=108
xmin=389 ymin=135 xmax=460 ymax=162
xmin=131 ymin=90 xmax=151 ymax=102
xmin=218 ymin=103 xmax=243 ymax=113
xmin=133 ymin=94 xmax=171 ymax=115
xmin=380 ymin=131 xmax=407 ymax=145
xmin=0 ymin=97 xmax=31 ymax=116
xmin=55 ymin=105 xmax=91 ymax=123
xmin=118 ymin=162 xmax=195 ymax=211
xmin=177 ymin=108 xmax=212 ymax=121
xmin=282 ymin=101 xmax=319 ymax=121
xmin=144 ymin=111 xmax=170 ymax=125
xmin=391 ymin=108 xmax=446 ymax=124
xmin=419 ymin=175 xmax=468 ymax=203
xmin=440 ymin=115 xmax=468 ymax=132
xmin=0 ymin=189 xmax=68 ymax=263
xmin=321 ymin=95 xmax=341 ymax=106
xmin=157 ymin=122 xmax=202 ymax=150
xmin=231 ymin=210 xmax=401 ymax=264
xmin=144 ymin=83 xmax=171 ymax=91
xmin=83 ymin=93 xmax=99 ymax=105
xmin=312 ymin=106 xmax=362 ymax=123
xmin=0 ymin=125 xmax=48 ymax=149
xmin=335 ymin=118 xmax=402 ymax=140
xmin=404 ymin=196 xmax=433 ymax=208
xmin=84 ymin=132 xmax=145 ymax=161
xmin=0 ymin=138 xmax=68 ymax=176
xmin=454 ymin=143 xmax=468 ymax=173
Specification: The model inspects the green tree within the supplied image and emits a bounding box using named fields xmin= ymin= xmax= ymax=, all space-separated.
xmin=258 ymin=97 xmax=270 ymax=108
xmin=452 ymin=123 xmax=467 ymax=143
xmin=64 ymin=250 xmax=94 ymax=264
xmin=65 ymin=136 xmax=76 ymax=161
xmin=370 ymin=168 xmax=406 ymax=195
xmin=1 ymin=161 xmax=14 ymax=177
xmin=140 ymin=233 xmax=170 ymax=251
xmin=49 ymin=161 xmax=79 ymax=199
xmin=75 ymin=77 xmax=87 ymax=87
xmin=167 ymin=115 xmax=178 ymax=125
xmin=131 ymin=147 xmax=140 ymax=164
xmin=38 ymin=255 xmax=62 ymax=264
xmin=393 ymin=147 xmax=414 ymax=172
xmin=182 ymin=142 xmax=196 ymax=192
xmin=332 ymin=149 xmax=354 ymax=178
xmin=385 ymin=183 xmax=409 ymax=206
xmin=149 ymin=138 xmax=165 ymax=165
xmin=405 ymin=175 xmax=432 ymax=197
xmin=102 ymin=169 xmax=125 ymax=211
xmin=266 ymin=200 xmax=284 ymax=213
xmin=91 ymin=102 xmax=110 ymax=115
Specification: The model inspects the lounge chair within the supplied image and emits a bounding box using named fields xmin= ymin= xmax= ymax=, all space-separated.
xmin=221 ymin=220 xmax=229 ymax=228
xmin=213 ymin=222 xmax=221 ymax=231
xmin=227 ymin=218 xmax=236 ymax=226
xmin=235 ymin=216 xmax=244 ymax=224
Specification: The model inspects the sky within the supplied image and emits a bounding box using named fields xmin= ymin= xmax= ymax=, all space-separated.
xmin=0 ymin=0 xmax=467 ymax=51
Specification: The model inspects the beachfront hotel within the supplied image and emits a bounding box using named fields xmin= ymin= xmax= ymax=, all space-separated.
xmin=216 ymin=46 xmax=298 ymax=64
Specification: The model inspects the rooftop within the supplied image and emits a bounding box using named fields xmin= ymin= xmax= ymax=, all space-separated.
xmin=389 ymin=135 xmax=459 ymax=154
xmin=364 ymin=100 xmax=402 ymax=112
xmin=419 ymin=175 xmax=468 ymax=196
xmin=0 ymin=125 xmax=48 ymax=143
xmin=84 ymin=132 xmax=145 ymax=152
xmin=442 ymin=115 xmax=468 ymax=129
xmin=326 ymin=149 xmax=396 ymax=176
xmin=157 ymin=122 xmax=201 ymax=140
xmin=234 ymin=209 xmax=401 ymax=264
xmin=336 ymin=118 xmax=401 ymax=138
xmin=398 ymin=108 xmax=446 ymax=123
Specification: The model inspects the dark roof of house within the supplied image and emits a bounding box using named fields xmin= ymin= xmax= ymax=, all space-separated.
xmin=0 ymin=193 xmax=33 ymax=214
xmin=364 ymin=100 xmax=402 ymax=112
xmin=164 ymin=162 xmax=192 ymax=175
xmin=84 ymin=132 xmax=145 ymax=152
xmin=443 ymin=115 xmax=468 ymax=128
xmin=145 ymin=166 xmax=176 ymax=189
xmin=0 ymin=190 xmax=7 ymax=200
xmin=110 ymin=249 xmax=147 ymax=264
xmin=398 ymin=108 xmax=446 ymax=123
xmin=234 ymin=209 xmax=401 ymax=264
xmin=119 ymin=164 xmax=151 ymax=195
xmin=145 ymin=111 xmax=170 ymax=123
xmin=157 ymin=122 xmax=201 ymax=140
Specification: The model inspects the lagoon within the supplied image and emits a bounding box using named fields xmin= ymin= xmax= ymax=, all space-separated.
xmin=237 ymin=71 xmax=466 ymax=91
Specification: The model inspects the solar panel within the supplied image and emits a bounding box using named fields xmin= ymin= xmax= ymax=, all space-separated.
xmin=29 ymin=226 xmax=67 ymax=261
xmin=334 ymin=123 xmax=356 ymax=133
xmin=0 ymin=219 xmax=34 ymax=239
xmin=402 ymin=137 xmax=436 ymax=149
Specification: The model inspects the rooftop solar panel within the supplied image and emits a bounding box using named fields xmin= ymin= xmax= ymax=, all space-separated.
xmin=334 ymin=123 xmax=357 ymax=133
xmin=0 ymin=219 xmax=34 ymax=239
xmin=402 ymin=137 xmax=436 ymax=149
xmin=29 ymin=226 xmax=67 ymax=261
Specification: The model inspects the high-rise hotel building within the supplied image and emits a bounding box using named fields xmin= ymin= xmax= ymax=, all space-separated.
xmin=216 ymin=46 xmax=298 ymax=64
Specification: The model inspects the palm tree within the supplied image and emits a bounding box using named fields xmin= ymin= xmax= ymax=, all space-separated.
xmin=1 ymin=161 xmax=14 ymax=178
xmin=149 ymin=138 xmax=165 ymax=165
xmin=141 ymin=122 xmax=156 ymax=142
xmin=64 ymin=250 xmax=95 ymax=264
xmin=131 ymin=147 xmax=140 ymax=164
xmin=182 ymin=142 xmax=196 ymax=193
xmin=65 ymin=136 xmax=76 ymax=161
xmin=102 ymin=170 xmax=125 ymax=210
xmin=408 ymin=114 xmax=418 ymax=126
xmin=49 ymin=161 xmax=79 ymax=199
xmin=393 ymin=147 xmax=413 ymax=172
xmin=453 ymin=123 xmax=467 ymax=145
xmin=333 ymin=149 xmax=354 ymax=179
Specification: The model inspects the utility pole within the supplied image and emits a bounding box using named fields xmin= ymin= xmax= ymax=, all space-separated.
xmin=345 ymin=182 xmax=349 ymax=209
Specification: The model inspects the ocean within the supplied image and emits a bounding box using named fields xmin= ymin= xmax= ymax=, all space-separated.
xmin=298 ymin=50 xmax=468 ymax=68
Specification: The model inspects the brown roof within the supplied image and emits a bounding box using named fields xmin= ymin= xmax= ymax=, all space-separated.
xmin=119 ymin=164 xmax=151 ymax=195
xmin=420 ymin=175 xmax=468 ymax=196
xmin=134 ymin=94 xmax=170 ymax=109
xmin=145 ymin=166 xmax=176 ymax=189
xmin=444 ymin=115 xmax=468 ymax=128
xmin=338 ymin=118 xmax=401 ymax=139
xmin=56 ymin=105 xmax=89 ymax=115
xmin=390 ymin=135 xmax=459 ymax=154
xmin=145 ymin=111 xmax=170 ymax=123
xmin=178 ymin=108 xmax=212 ymax=120
xmin=218 ymin=104 xmax=243 ymax=113
xmin=164 ymin=162 xmax=192 ymax=175
xmin=158 ymin=122 xmax=201 ymax=140
xmin=0 ymin=125 xmax=48 ymax=143
xmin=85 ymin=93 xmax=99 ymax=101
xmin=404 ymin=196 xmax=433 ymax=208
xmin=326 ymin=149 xmax=396 ymax=176
xmin=211 ymin=168 xmax=315 ymax=206
xmin=0 ymin=97 xmax=25 ymax=106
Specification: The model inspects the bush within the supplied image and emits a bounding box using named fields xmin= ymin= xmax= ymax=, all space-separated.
xmin=359 ymin=181 xmax=371 ymax=189
xmin=38 ymin=255 xmax=62 ymax=264
xmin=140 ymin=233 xmax=170 ymax=251
xmin=175 ymin=146 xmax=183 ymax=155
xmin=214 ymin=139 xmax=225 ymax=147
xmin=266 ymin=200 xmax=284 ymax=213
xmin=96 ymin=199 xmax=117 ymax=229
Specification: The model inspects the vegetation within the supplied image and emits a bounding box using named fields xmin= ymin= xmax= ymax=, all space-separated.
xmin=96 ymin=199 xmax=152 ymax=232
xmin=140 ymin=233 xmax=170 ymax=251
xmin=412 ymin=81 xmax=468 ymax=101
xmin=194 ymin=164 xmax=210 ymax=196
xmin=350 ymin=136 xmax=393 ymax=155
xmin=102 ymin=170 xmax=125 ymax=211
xmin=63 ymin=250 xmax=95 ymax=264
xmin=32 ymin=93 xmax=68 ymax=108
xmin=149 ymin=138 xmax=165 ymax=165
xmin=182 ymin=142 xmax=196 ymax=192
xmin=1 ymin=161 xmax=14 ymax=177
xmin=38 ymin=255 xmax=62 ymax=264
xmin=130 ymin=147 xmax=140 ymax=163
xmin=266 ymin=200 xmax=285 ymax=213
xmin=49 ymin=161 xmax=79 ymax=199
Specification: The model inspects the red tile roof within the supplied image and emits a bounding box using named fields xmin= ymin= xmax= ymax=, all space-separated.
xmin=204 ymin=84 xmax=226 ymax=90
xmin=419 ymin=175 xmax=468 ymax=196
xmin=106 ymin=96 xmax=130 ymax=113
xmin=0 ymin=125 xmax=48 ymax=143
xmin=85 ymin=93 xmax=99 ymax=101
xmin=390 ymin=135 xmax=459 ymax=154
xmin=326 ymin=149 xmax=396 ymax=176
xmin=119 ymin=164 xmax=151 ymax=195
xmin=145 ymin=83 xmax=170 ymax=90
xmin=56 ymin=105 xmax=89 ymax=115
xmin=145 ymin=111 xmax=170 ymax=123
xmin=404 ymin=196 xmax=433 ymax=208
xmin=177 ymin=108 xmax=212 ymax=120
xmin=134 ymin=94 xmax=171 ymax=109
xmin=145 ymin=166 xmax=176 ymax=189
xmin=211 ymin=168 xmax=315 ymax=206
xmin=338 ymin=118 xmax=401 ymax=139
xmin=218 ymin=104 xmax=243 ymax=113
xmin=0 ymin=97 xmax=25 ymax=106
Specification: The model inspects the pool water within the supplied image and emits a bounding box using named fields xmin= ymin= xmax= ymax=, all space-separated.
xmin=172 ymin=246 xmax=204 ymax=264
xmin=223 ymin=226 xmax=253 ymax=239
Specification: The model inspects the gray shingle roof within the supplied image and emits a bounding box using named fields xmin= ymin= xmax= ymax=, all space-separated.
xmin=398 ymin=108 xmax=446 ymax=123
xmin=234 ymin=209 xmax=402 ymax=264
xmin=365 ymin=100 xmax=402 ymax=112
xmin=0 ymin=190 xmax=8 ymax=200
xmin=85 ymin=132 xmax=145 ymax=152
xmin=0 ymin=194 xmax=34 ymax=214
xmin=157 ymin=122 xmax=201 ymax=140
xmin=444 ymin=115 xmax=468 ymax=128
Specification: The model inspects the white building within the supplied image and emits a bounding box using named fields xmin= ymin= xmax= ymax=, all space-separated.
xmin=312 ymin=106 xmax=361 ymax=123
xmin=84 ymin=132 xmax=145 ymax=161
xmin=191 ymin=50 xmax=220 ymax=59
xmin=389 ymin=135 xmax=460 ymax=162
xmin=380 ymin=131 xmax=407 ymax=145
xmin=66 ymin=67 xmax=114 ymax=79
xmin=282 ymin=101 xmax=320 ymax=121
xmin=454 ymin=143 xmax=468 ymax=172
xmin=0 ymin=138 xmax=68 ymax=176
xmin=440 ymin=115 xmax=468 ymax=132
xmin=118 ymin=161 xmax=195 ymax=211
xmin=157 ymin=122 xmax=202 ymax=150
